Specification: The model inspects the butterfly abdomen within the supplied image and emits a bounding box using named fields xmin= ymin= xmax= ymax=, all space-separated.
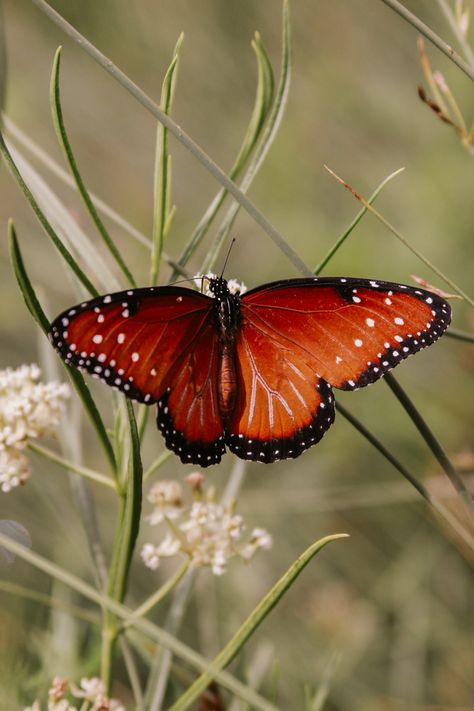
xmin=218 ymin=342 xmax=237 ymax=418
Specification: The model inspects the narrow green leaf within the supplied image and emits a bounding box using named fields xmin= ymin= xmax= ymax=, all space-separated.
xmin=0 ymin=2 xmax=6 ymax=132
xmin=314 ymin=168 xmax=405 ymax=274
xmin=202 ymin=0 xmax=292 ymax=273
xmin=0 ymin=134 xmax=98 ymax=296
xmin=384 ymin=373 xmax=473 ymax=512
xmin=8 ymin=220 xmax=116 ymax=473
xmin=168 ymin=533 xmax=349 ymax=711
xmin=169 ymin=28 xmax=275 ymax=281
xmin=150 ymin=34 xmax=184 ymax=285
xmin=445 ymin=327 xmax=474 ymax=344
xmin=50 ymin=46 xmax=136 ymax=287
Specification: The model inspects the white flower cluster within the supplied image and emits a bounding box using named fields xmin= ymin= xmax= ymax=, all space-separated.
xmin=23 ymin=676 xmax=125 ymax=711
xmin=141 ymin=476 xmax=272 ymax=576
xmin=193 ymin=273 xmax=247 ymax=297
xmin=0 ymin=364 xmax=70 ymax=492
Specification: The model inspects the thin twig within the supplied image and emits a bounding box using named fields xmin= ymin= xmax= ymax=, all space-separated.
xmin=324 ymin=164 xmax=474 ymax=306
xmin=435 ymin=0 xmax=474 ymax=69
xmin=380 ymin=0 xmax=474 ymax=81
xmin=384 ymin=373 xmax=473 ymax=513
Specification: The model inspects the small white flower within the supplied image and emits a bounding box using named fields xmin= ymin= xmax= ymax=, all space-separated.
xmin=226 ymin=277 xmax=247 ymax=295
xmin=141 ymin=535 xmax=181 ymax=570
xmin=0 ymin=448 xmax=31 ymax=492
xmin=71 ymin=676 xmax=104 ymax=701
xmin=193 ymin=273 xmax=247 ymax=297
xmin=0 ymin=365 xmax=70 ymax=492
xmin=240 ymin=528 xmax=273 ymax=560
xmin=146 ymin=480 xmax=183 ymax=524
xmin=142 ymin=480 xmax=272 ymax=576
xmin=23 ymin=703 xmax=42 ymax=711
xmin=48 ymin=701 xmax=77 ymax=711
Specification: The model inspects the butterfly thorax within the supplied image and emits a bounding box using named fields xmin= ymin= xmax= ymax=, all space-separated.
xmin=209 ymin=277 xmax=241 ymax=419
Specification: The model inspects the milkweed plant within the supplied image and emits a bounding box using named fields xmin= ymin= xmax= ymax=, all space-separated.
xmin=0 ymin=1 xmax=472 ymax=710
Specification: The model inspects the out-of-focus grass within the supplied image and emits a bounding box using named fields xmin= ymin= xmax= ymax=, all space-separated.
xmin=0 ymin=1 xmax=472 ymax=708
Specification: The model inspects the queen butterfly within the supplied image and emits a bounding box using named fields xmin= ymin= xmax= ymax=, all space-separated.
xmin=49 ymin=276 xmax=451 ymax=466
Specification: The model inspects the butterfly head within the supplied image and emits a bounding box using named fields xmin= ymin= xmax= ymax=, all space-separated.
xmin=194 ymin=274 xmax=247 ymax=299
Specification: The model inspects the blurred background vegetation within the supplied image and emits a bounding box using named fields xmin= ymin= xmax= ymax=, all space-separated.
xmin=0 ymin=0 xmax=473 ymax=709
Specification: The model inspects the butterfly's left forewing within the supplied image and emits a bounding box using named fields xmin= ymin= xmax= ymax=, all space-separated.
xmin=49 ymin=287 xmax=225 ymax=466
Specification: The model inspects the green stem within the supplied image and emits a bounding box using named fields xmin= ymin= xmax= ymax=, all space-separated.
xmin=380 ymin=0 xmax=474 ymax=81
xmin=150 ymin=35 xmax=183 ymax=285
xmin=167 ymin=534 xmax=348 ymax=711
xmin=123 ymin=560 xmax=190 ymax=629
xmin=384 ymin=373 xmax=473 ymax=513
xmin=8 ymin=220 xmax=116 ymax=473
xmin=28 ymin=441 xmax=116 ymax=490
xmin=445 ymin=327 xmax=474 ymax=344
xmin=202 ymin=2 xmax=291 ymax=274
xmin=143 ymin=450 xmax=172 ymax=482
xmin=337 ymin=401 xmax=474 ymax=547
xmin=336 ymin=402 xmax=431 ymax=502
xmin=101 ymin=400 xmax=143 ymax=691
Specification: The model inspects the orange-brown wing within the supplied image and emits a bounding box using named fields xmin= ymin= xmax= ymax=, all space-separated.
xmin=49 ymin=286 xmax=225 ymax=466
xmin=238 ymin=277 xmax=451 ymax=390
xmin=225 ymin=316 xmax=335 ymax=463
xmin=225 ymin=276 xmax=450 ymax=462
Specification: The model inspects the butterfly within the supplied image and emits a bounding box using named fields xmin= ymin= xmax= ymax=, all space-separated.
xmin=49 ymin=276 xmax=451 ymax=467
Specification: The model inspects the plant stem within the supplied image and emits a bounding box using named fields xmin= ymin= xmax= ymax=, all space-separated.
xmin=380 ymin=0 xmax=474 ymax=81
xmin=28 ymin=441 xmax=116 ymax=490
xmin=435 ymin=0 xmax=474 ymax=69
xmin=336 ymin=402 xmax=431 ymax=502
xmin=384 ymin=373 xmax=473 ymax=513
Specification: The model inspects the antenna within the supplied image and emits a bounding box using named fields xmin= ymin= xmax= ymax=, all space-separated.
xmin=220 ymin=238 xmax=236 ymax=278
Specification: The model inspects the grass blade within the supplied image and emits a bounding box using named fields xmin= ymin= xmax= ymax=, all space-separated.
xmin=170 ymin=29 xmax=275 ymax=280
xmin=50 ymin=46 xmax=137 ymax=287
xmin=1 ymin=134 xmax=99 ymax=296
xmin=8 ymin=219 xmax=116 ymax=473
xmin=102 ymin=399 xmax=143 ymax=689
xmin=150 ymin=34 xmax=183 ymax=285
xmin=380 ymin=0 xmax=474 ymax=81
xmin=168 ymin=533 xmax=349 ymax=711
xmin=314 ymin=168 xmax=405 ymax=274
xmin=384 ymin=373 xmax=473 ymax=512
xmin=324 ymin=164 xmax=474 ymax=306
xmin=203 ymin=0 xmax=293 ymax=273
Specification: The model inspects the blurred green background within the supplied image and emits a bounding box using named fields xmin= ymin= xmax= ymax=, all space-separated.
xmin=0 ymin=0 xmax=473 ymax=709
